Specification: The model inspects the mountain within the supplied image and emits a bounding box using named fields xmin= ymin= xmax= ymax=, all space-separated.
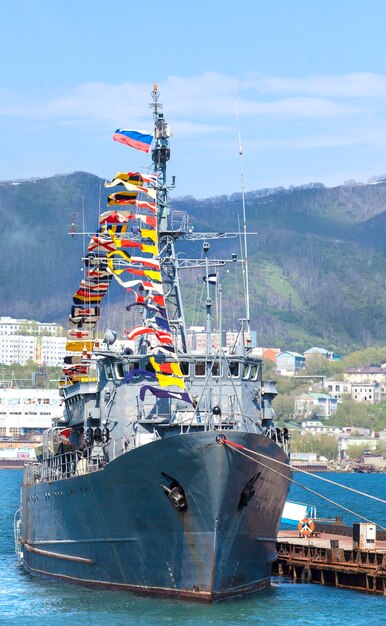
xmin=2 ymin=173 xmax=386 ymax=353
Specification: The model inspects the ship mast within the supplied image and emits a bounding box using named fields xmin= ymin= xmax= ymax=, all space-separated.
xmin=149 ymin=86 xmax=254 ymax=358
xmin=150 ymin=85 xmax=189 ymax=353
xmin=150 ymin=84 xmax=169 ymax=232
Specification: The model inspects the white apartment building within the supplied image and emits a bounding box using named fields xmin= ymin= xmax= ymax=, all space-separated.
xmin=295 ymin=392 xmax=338 ymax=418
xmin=327 ymin=380 xmax=382 ymax=404
xmin=0 ymin=387 xmax=63 ymax=438
xmin=185 ymin=327 xmax=256 ymax=353
xmin=0 ymin=335 xmax=68 ymax=367
xmin=0 ymin=335 xmax=35 ymax=365
xmin=0 ymin=317 xmax=66 ymax=366
xmin=40 ymin=336 xmax=68 ymax=367
xmin=0 ymin=316 xmax=59 ymax=336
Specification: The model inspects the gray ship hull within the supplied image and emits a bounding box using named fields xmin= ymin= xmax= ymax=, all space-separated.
xmin=20 ymin=430 xmax=291 ymax=601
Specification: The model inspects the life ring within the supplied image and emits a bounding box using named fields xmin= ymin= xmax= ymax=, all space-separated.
xmin=298 ymin=518 xmax=315 ymax=536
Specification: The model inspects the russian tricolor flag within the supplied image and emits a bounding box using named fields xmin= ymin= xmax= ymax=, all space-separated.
xmin=113 ymin=129 xmax=153 ymax=153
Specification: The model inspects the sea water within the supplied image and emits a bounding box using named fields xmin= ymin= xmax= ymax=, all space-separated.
xmin=1 ymin=470 xmax=385 ymax=626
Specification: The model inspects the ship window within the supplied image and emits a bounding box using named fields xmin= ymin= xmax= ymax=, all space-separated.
xmin=228 ymin=361 xmax=240 ymax=378
xmin=195 ymin=361 xmax=206 ymax=377
xmin=129 ymin=362 xmax=140 ymax=371
xmin=105 ymin=363 xmax=113 ymax=379
xmin=242 ymin=364 xmax=251 ymax=380
xmin=250 ymin=364 xmax=259 ymax=380
xmin=145 ymin=361 xmax=155 ymax=373
xmin=212 ymin=361 xmax=220 ymax=377
xmin=180 ymin=362 xmax=189 ymax=376
xmin=115 ymin=363 xmax=124 ymax=379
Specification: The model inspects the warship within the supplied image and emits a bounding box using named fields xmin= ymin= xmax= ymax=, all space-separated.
xmin=16 ymin=86 xmax=292 ymax=601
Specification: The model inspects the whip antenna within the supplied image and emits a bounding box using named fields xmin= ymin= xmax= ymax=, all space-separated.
xmin=234 ymin=85 xmax=250 ymax=335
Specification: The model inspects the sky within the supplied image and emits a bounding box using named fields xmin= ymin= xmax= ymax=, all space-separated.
xmin=2 ymin=0 xmax=386 ymax=198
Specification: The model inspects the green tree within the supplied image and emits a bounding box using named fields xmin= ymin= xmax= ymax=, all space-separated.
xmin=290 ymin=433 xmax=338 ymax=460
xmin=304 ymin=355 xmax=331 ymax=376
xmin=346 ymin=443 xmax=369 ymax=459
xmin=329 ymin=400 xmax=375 ymax=429
xmin=273 ymin=394 xmax=295 ymax=423
xmin=376 ymin=441 xmax=386 ymax=457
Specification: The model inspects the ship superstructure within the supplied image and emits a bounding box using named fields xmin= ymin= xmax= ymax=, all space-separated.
xmin=16 ymin=86 xmax=291 ymax=601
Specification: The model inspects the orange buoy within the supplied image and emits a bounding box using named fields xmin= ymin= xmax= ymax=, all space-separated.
xmin=298 ymin=518 xmax=315 ymax=536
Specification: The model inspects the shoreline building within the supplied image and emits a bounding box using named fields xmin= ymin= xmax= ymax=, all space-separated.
xmin=276 ymin=351 xmax=306 ymax=376
xmin=327 ymin=379 xmax=382 ymax=404
xmin=295 ymin=393 xmax=338 ymax=419
xmin=0 ymin=316 xmax=59 ymax=336
xmin=344 ymin=367 xmax=386 ymax=395
xmin=0 ymin=387 xmax=63 ymax=440
xmin=0 ymin=316 xmax=65 ymax=366
xmin=185 ymin=326 xmax=257 ymax=353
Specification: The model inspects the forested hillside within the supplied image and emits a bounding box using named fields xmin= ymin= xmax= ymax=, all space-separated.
xmin=2 ymin=173 xmax=386 ymax=353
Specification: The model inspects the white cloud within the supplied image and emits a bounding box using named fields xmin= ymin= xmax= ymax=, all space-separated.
xmin=252 ymin=72 xmax=386 ymax=99
xmin=0 ymin=71 xmax=377 ymax=129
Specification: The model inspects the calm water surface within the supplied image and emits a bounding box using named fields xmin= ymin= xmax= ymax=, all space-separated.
xmin=1 ymin=470 xmax=385 ymax=625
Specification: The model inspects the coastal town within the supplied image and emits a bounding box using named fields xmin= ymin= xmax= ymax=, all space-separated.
xmin=1 ymin=315 xmax=386 ymax=472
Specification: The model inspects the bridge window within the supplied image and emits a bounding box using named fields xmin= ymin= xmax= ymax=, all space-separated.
xmin=212 ymin=361 xmax=220 ymax=377
xmin=115 ymin=363 xmax=124 ymax=379
xmin=180 ymin=362 xmax=189 ymax=376
xmin=250 ymin=363 xmax=259 ymax=381
xmin=242 ymin=364 xmax=251 ymax=380
xmin=195 ymin=361 xmax=205 ymax=377
xmin=228 ymin=361 xmax=240 ymax=378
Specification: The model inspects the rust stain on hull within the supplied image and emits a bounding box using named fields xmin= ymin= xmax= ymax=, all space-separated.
xmin=23 ymin=562 xmax=270 ymax=602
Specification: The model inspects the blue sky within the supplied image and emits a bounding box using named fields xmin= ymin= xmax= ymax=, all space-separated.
xmin=2 ymin=0 xmax=386 ymax=197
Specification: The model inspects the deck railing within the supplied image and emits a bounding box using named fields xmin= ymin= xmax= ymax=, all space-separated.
xmin=23 ymin=449 xmax=105 ymax=485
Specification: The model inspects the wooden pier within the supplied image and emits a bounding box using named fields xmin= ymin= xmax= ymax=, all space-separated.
xmin=273 ymin=528 xmax=386 ymax=594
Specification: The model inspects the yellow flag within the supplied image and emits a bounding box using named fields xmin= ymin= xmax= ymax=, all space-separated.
xmin=105 ymin=224 xmax=128 ymax=235
xmin=107 ymin=249 xmax=131 ymax=262
xmin=65 ymin=341 xmax=95 ymax=352
xmin=170 ymin=362 xmax=183 ymax=377
xmin=113 ymin=172 xmax=143 ymax=186
xmin=143 ymin=269 xmax=161 ymax=281
xmin=156 ymin=373 xmax=185 ymax=389
xmin=142 ymin=243 xmax=158 ymax=255
xmin=105 ymin=178 xmax=156 ymax=200
xmin=141 ymin=228 xmax=158 ymax=243
xmin=150 ymin=357 xmax=182 ymax=379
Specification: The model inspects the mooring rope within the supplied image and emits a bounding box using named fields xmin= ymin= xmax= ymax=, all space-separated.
xmin=220 ymin=438 xmax=386 ymax=531
xmin=222 ymin=438 xmax=386 ymax=506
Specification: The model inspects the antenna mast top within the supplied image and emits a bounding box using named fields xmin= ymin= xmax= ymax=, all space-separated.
xmin=234 ymin=87 xmax=251 ymax=336
xmin=150 ymin=83 xmax=162 ymax=120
